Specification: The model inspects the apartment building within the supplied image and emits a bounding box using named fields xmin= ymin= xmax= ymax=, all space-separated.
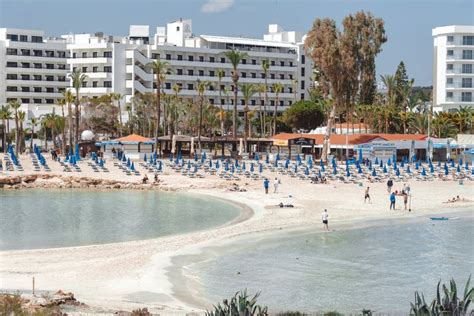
xmin=0 ymin=28 xmax=69 ymax=119
xmin=433 ymin=25 xmax=474 ymax=112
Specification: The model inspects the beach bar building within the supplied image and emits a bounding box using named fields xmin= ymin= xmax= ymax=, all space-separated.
xmin=271 ymin=133 xmax=432 ymax=161
xmin=97 ymin=134 xmax=155 ymax=160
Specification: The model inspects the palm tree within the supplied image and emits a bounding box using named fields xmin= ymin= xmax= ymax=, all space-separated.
xmin=69 ymin=69 xmax=87 ymax=151
xmin=224 ymin=50 xmax=248 ymax=139
xmin=217 ymin=69 xmax=226 ymax=136
xmin=196 ymin=80 xmax=212 ymax=154
xmin=110 ymin=93 xmax=124 ymax=137
xmin=240 ymin=83 xmax=256 ymax=153
xmin=61 ymin=90 xmax=75 ymax=153
xmin=397 ymin=79 xmax=414 ymax=133
xmin=147 ymin=59 xmax=170 ymax=153
xmin=256 ymin=83 xmax=266 ymax=136
xmin=432 ymin=112 xmax=456 ymax=138
xmin=9 ymin=100 xmax=21 ymax=155
xmin=271 ymin=83 xmax=283 ymax=135
xmin=261 ymin=59 xmax=270 ymax=136
xmin=29 ymin=117 xmax=38 ymax=151
xmin=57 ymin=98 xmax=67 ymax=154
xmin=380 ymin=74 xmax=396 ymax=108
xmin=0 ymin=105 xmax=12 ymax=153
xmin=454 ymin=105 xmax=473 ymax=133
xmin=171 ymin=84 xmax=182 ymax=139
xmin=18 ymin=110 xmax=26 ymax=153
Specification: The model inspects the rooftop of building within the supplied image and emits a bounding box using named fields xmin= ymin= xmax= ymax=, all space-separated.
xmin=432 ymin=25 xmax=474 ymax=36
xmin=272 ymin=133 xmax=428 ymax=145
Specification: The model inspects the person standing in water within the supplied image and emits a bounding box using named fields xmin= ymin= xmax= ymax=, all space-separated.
xmin=322 ymin=209 xmax=329 ymax=231
xmin=273 ymin=177 xmax=280 ymax=193
xmin=263 ymin=178 xmax=269 ymax=194
xmin=390 ymin=192 xmax=396 ymax=210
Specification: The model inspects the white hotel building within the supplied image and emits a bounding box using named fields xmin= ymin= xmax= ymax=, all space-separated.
xmin=433 ymin=25 xmax=474 ymax=112
xmin=1 ymin=19 xmax=312 ymax=123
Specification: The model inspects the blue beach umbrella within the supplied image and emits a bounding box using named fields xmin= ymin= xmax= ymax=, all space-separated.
xmin=430 ymin=164 xmax=434 ymax=173
xmin=285 ymin=159 xmax=290 ymax=169
xmin=407 ymin=166 xmax=411 ymax=174
xmin=130 ymin=162 xmax=135 ymax=171
xmin=231 ymin=165 xmax=234 ymax=173
xmin=242 ymin=162 xmax=246 ymax=171
xmin=459 ymin=158 xmax=463 ymax=166
xmin=265 ymin=154 xmax=269 ymax=164
xmin=308 ymin=159 xmax=313 ymax=169
xmin=321 ymin=164 xmax=325 ymax=172
xmin=457 ymin=164 xmax=461 ymax=173
xmin=305 ymin=167 xmax=309 ymax=176
xmin=194 ymin=165 xmax=198 ymax=173
xmin=215 ymin=160 xmax=220 ymax=169
xmin=202 ymin=152 xmax=207 ymax=160
xmin=122 ymin=155 xmax=127 ymax=162
xmin=209 ymin=159 xmax=212 ymax=168
xmin=194 ymin=153 xmax=198 ymax=161
xmin=187 ymin=160 xmax=191 ymax=169
xmin=320 ymin=159 xmax=324 ymax=167
xmin=379 ymin=160 xmax=383 ymax=168
xmin=358 ymin=148 xmax=363 ymax=163
xmin=465 ymin=162 xmax=469 ymax=170
xmin=346 ymin=169 xmax=351 ymax=177
xmin=127 ymin=158 xmax=131 ymax=167
xmin=437 ymin=160 xmax=441 ymax=168
xmin=333 ymin=165 xmax=337 ymax=175
xmin=318 ymin=169 xmax=322 ymax=178
xmin=144 ymin=154 xmax=147 ymax=162
xmin=255 ymin=153 xmax=259 ymax=161
xmin=259 ymin=163 xmax=263 ymax=173
xmin=445 ymin=168 xmax=449 ymax=176
xmin=375 ymin=157 xmax=379 ymax=165
xmin=396 ymin=168 xmax=400 ymax=176
xmin=393 ymin=160 xmax=397 ymax=169
xmin=358 ymin=166 xmax=363 ymax=174
xmin=387 ymin=158 xmax=391 ymax=166
xmin=294 ymin=164 xmax=297 ymax=173
xmin=415 ymin=161 xmax=420 ymax=170
xmin=472 ymin=168 xmax=474 ymax=175
xmin=372 ymin=169 xmax=376 ymax=177
xmin=383 ymin=165 xmax=387 ymax=173
xmin=421 ymin=168 xmax=426 ymax=176
xmin=451 ymin=159 xmax=455 ymax=168
xmin=276 ymin=153 xmax=280 ymax=161
xmin=158 ymin=160 xmax=163 ymax=171
xmin=251 ymin=163 xmax=255 ymax=173
xmin=225 ymin=161 xmax=229 ymax=171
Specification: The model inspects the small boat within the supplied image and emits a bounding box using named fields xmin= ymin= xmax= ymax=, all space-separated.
xmin=430 ymin=217 xmax=460 ymax=221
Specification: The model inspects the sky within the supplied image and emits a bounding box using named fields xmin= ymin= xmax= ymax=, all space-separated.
xmin=0 ymin=0 xmax=473 ymax=86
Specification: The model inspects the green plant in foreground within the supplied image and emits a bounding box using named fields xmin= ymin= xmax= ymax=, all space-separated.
xmin=410 ymin=275 xmax=473 ymax=315
xmin=206 ymin=290 xmax=268 ymax=316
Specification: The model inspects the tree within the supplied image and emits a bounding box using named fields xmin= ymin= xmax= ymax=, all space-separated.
xmin=110 ymin=93 xmax=124 ymax=137
xmin=394 ymin=61 xmax=409 ymax=106
xmin=256 ymin=83 xmax=266 ymax=136
xmin=69 ymin=69 xmax=87 ymax=151
xmin=217 ymin=69 xmax=226 ymax=136
xmin=272 ymin=82 xmax=283 ymax=135
xmin=61 ymin=90 xmax=75 ymax=154
xmin=0 ymin=105 xmax=12 ymax=153
xmin=240 ymin=83 xmax=257 ymax=152
xmin=57 ymin=97 xmax=67 ymax=154
xmin=196 ymin=80 xmax=212 ymax=154
xmin=29 ymin=117 xmax=38 ymax=151
xmin=147 ymin=59 xmax=170 ymax=153
xmin=9 ymin=100 xmax=21 ymax=155
xmin=225 ymin=50 xmax=248 ymax=139
xmin=380 ymin=74 xmax=396 ymax=107
xmin=261 ymin=59 xmax=270 ymax=136
xmin=283 ymin=100 xmax=325 ymax=131
xmin=432 ymin=112 xmax=457 ymax=138
xmin=305 ymin=11 xmax=386 ymax=160
xmin=454 ymin=105 xmax=473 ymax=133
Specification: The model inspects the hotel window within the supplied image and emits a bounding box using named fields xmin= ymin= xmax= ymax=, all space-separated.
xmin=92 ymin=81 xmax=98 ymax=87
xmin=45 ymin=99 xmax=54 ymax=104
xmin=104 ymin=81 xmax=112 ymax=88
xmin=242 ymin=59 xmax=246 ymax=64
xmin=21 ymin=98 xmax=30 ymax=103
xmin=104 ymin=66 xmax=112 ymax=73
xmin=21 ymin=62 xmax=30 ymax=68
xmin=22 ymin=87 xmax=30 ymax=92
xmin=447 ymin=64 xmax=453 ymax=70
xmin=462 ymin=64 xmax=472 ymax=73
xmin=271 ymin=60 xmax=275 ymax=66
xmin=447 ymin=78 xmax=453 ymax=84
xmin=46 ymin=87 xmax=54 ymax=93
xmin=151 ymin=53 xmax=159 ymax=59
xmin=280 ymin=61 xmax=285 ymax=66
xmin=221 ymin=99 xmax=225 ymax=105
xmin=58 ymin=76 xmax=66 ymax=82
xmin=241 ymin=72 xmax=246 ymax=78
xmin=251 ymin=100 xmax=256 ymax=106
xmin=301 ymin=55 xmax=306 ymax=64
xmin=187 ymin=83 xmax=193 ymax=90
xmin=241 ymin=99 xmax=245 ymax=105
xmin=280 ymin=74 xmax=285 ymax=80
xmin=34 ymin=75 xmax=42 ymax=81
xmin=209 ymin=70 xmax=215 ymax=77
xmin=301 ymin=93 xmax=304 ymax=100
xmin=199 ymin=56 xmax=204 ymax=62
xmin=58 ymin=64 xmax=66 ymax=70
xmin=31 ymin=36 xmax=42 ymax=43
xmin=34 ymin=87 xmax=42 ymax=93
xmin=220 ymin=84 xmax=225 ymax=91
xmin=46 ymin=64 xmax=54 ymax=69
xmin=33 ymin=50 xmax=42 ymax=57
xmin=6 ymin=34 xmax=18 ymax=41
xmin=447 ymin=35 xmax=454 ymax=43
xmin=252 ymin=59 xmax=256 ymax=65
xmin=187 ymin=69 xmax=194 ymax=76
xmin=92 ymin=52 xmax=97 ymax=58
xmin=288 ymin=100 xmax=293 ymax=106
xmin=6 ymin=86 xmax=18 ymax=92
xmin=21 ymin=74 xmax=30 ymax=80
xmin=301 ymin=67 xmax=305 ymax=76
xmin=289 ymin=87 xmax=293 ymax=93
xmin=251 ymin=73 xmax=256 ymax=78
xmin=21 ymin=49 xmax=30 ymax=56
xmin=289 ymin=74 xmax=293 ymax=80
xmin=270 ymin=74 xmax=275 ymax=79
xmin=58 ymin=51 xmax=66 ymax=58
xmin=104 ymin=51 xmax=112 ymax=58
xmin=58 ymin=88 xmax=65 ymax=93
xmin=73 ymin=52 xmax=77 ymax=58
xmin=46 ymin=76 xmax=54 ymax=81
xmin=33 ymin=98 xmax=42 ymax=104
xmin=209 ymin=99 xmax=214 ymax=105
xmin=463 ymin=50 xmax=473 ymax=60
xmin=93 ymin=66 xmax=98 ymax=73
xmin=198 ymin=70 xmax=204 ymax=76
xmin=82 ymin=52 xmax=87 ymax=58
xmin=177 ymin=69 xmax=183 ymax=75
xmin=280 ymin=100 xmax=284 ymax=106
xmin=45 ymin=51 xmax=54 ymax=57
xmin=462 ymin=36 xmax=474 ymax=45
xmin=6 ymin=74 xmax=17 ymax=80
xmin=34 ymin=63 xmax=42 ymax=69
xmin=462 ymin=92 xmax=472 ymax=102
xmin=188 ymin=55 xmax=194 ymax=61
xmin=165 ymin=83 xmax=171 ymax=89
xmin=447 ymin=50 xmax=454 ymax=56
xmin=7 ymin=62 xmax=17 ymax=67
xmin=20 ymin=35 xmax=28 ymax=42
xmin=82 ymin=82 xmax=87 ymax=88
xmin=220 ymin=57 xmax=225 ymax=63
xmin=270 ymin=100 xmax=275 ymax=106
xmin=176 ymin=54 xmax=182 ymax=60
xmin=6 ymin=48 xmax=17 ymax=55
xmin=289 ymin=61 xmax=293 ymax=67
xmin=209 ymin=56 xmax=215 ymax=63
xmin=462 ymin=78 xmax=472 ymax=88
xmin=301 ymin=80 xmax=305 ymax=89
xmin=82 ymin=67 xmax=88 ymax=73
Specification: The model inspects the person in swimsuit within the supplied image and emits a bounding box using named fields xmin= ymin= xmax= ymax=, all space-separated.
xmin=322 ymin=209 xmax=329 ymax=231
xmin=364 ymin=186 xmax=371 ymax=203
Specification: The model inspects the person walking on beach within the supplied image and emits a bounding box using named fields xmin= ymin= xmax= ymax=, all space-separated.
xmin=263 ymin=178 xmax=269 ymax=194
xmin=364 ymin=186 xmax=371 ymax=203
xmin=322 ymin=209 xmax=329 ymax=231
xmin=390 ymin=192 xmax=396 ymax=210
xmin=273 ymin=177 xmax=280 ymax=193
xmin=387 ymin=178 xmax=393 ymax=193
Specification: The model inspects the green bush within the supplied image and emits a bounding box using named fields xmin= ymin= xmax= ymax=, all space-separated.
xmin=206 ymin=290 xmax=268 ymax=316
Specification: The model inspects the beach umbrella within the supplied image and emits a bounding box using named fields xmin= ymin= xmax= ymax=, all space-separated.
xmin=387 ymin=158 xmax=392 ymax=166
xmin=276 ymin=153 xmax=280 ymax=161
xmin=285 ymin=159 xmax=289 ymax=169
xmin=216 ymin=160 xmax=220 ymax=169
xmin=294 ymin=164 xmax=297 ymax=173
xmin=430 ymin=164 xmax=434 ymax=173
xmin=225 ymin=161 xmax=229 ymax=171
xmin=308 ymin=159 xmax=313 ymax=169
xmin=242 ymin=161 xmax=246 ymax=171
xmin=251 ymin=163 xmax=255 ymax=173
xmin=451 ymin=159 xmax=455 ymax=168
xmin=396 ymin=168 xmax=400 ymax=176
xmin=255 ymin=153 xmax=259 ymax=161
xmin=320 ymin=159 xmax=324 ymax=167
xmin=194 ymin=164 xmax=198 ymax=173
xmin=437 ymin=160 xmax=441 ymax=168
xmin=459 ymin=158 xmax=463 ymax=166
xmin=346 ymin=169 xmax=351 ymax=177
xmin=265 ymin=154 xmax=269 ymax=164
xmin=177 ymin=151 xmax=182 ymax=161
xmin=259 ymin=163 xmax=263 ymax=173
xmin=383 ymin=165 xmax=388 ymax=173
xmin=375 ymin=157 xmax=379 ymax=165
xmin=333 ymin=165 xmax=337 ymax=175
xmin=372 ymin=169 xmax=376 ymax=177
xmin=127 ymin=158 xmax=131 ymax=167
xmin=421 ymin=168 xmax=426 ymax=176
xmin=305 ymin=166 xmax=309 ymax=176
xmin=175 ymin=157 xmax=179 ymax=165
xmin=149 ymin=155 xmax=153 ymax=164
xmin=169 ymin=153 xmax=173 ymax=161
xmin=456 ymin=164 xmax=461 ymax=173
xmin=318 ymin=169 xmax=322 ymax=178
xmin=209 ymin=159 xmax=213 ymax=168
xmin=158 ymin=160 xmax=163 ymax=171
xmin=144 ymin=154 xmax=147 ymax=162
xmin=415 ymin=161 xmax=420 ymax=170
xmin=122 ymin=154 xmax=126 ymax=162
xmin=445 ymin=168 xmax=449 ymax=176
xmin=231 ymin=165 xmax=235 ymax=173
xmin=131 ymin=162 xmax=135 ymax=171
xmin=472 ymin=168 xmax=474 ymax=175
xmin=407 ymin=166 xmax=411 ymax=174
xmin=187 ymin=160 xmax=191 ymax=169
xmin=202 ymin=152 xmax=207 ymax=160
xmin=379 ymin=160 xmax=383 ymax=168
xmin=393 ymin=160 xmax=398 ymax=170
xmin=465 ymin=162 xmax=469 ymax=170
xmin=65 ymin=153 xmax=69 ymax=162
xmin=358 ymin=166 xmax=363 ymax=174
xmin=358 ymin=148 xmax=363 ymax=163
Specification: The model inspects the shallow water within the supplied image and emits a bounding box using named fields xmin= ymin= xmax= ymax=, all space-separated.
xmin=193 ymin=216 xmax=474 ymax=313
xmin=0 ymin=190 xmax=241 ymax=250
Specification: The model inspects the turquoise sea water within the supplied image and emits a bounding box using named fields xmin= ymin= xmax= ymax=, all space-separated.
xmin=0 ymin=190 xmax=241 ymax=250
xmin=194 ymin=216 xmax=474 ymax=313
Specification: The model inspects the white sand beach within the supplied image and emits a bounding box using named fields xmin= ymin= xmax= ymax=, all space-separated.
xmin=1 ymin=154 xmax=473 ymax=314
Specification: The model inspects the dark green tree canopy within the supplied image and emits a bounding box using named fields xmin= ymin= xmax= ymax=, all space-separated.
xmin=283 ymin=100 xmax=325 ymax=131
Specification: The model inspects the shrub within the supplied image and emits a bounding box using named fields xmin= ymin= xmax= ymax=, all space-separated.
xmin=206 ymin=290 xmax=268 ymax=316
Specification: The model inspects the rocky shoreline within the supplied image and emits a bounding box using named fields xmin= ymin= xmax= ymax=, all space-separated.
xmin=0 ymin=174 xmax=162 ymax=190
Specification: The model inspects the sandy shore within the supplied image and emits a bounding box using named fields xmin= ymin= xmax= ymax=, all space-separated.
xmin=1 ymin=154 xmax=473 ymax=314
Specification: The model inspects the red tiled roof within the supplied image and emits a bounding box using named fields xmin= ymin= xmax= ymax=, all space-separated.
xmin=376 ymin=134 xmax=428 ymax=141
xmin=272 ymin=133 xmax=428 ymax=145
xmin=114 ymin=134 xmax=153 ymax=142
